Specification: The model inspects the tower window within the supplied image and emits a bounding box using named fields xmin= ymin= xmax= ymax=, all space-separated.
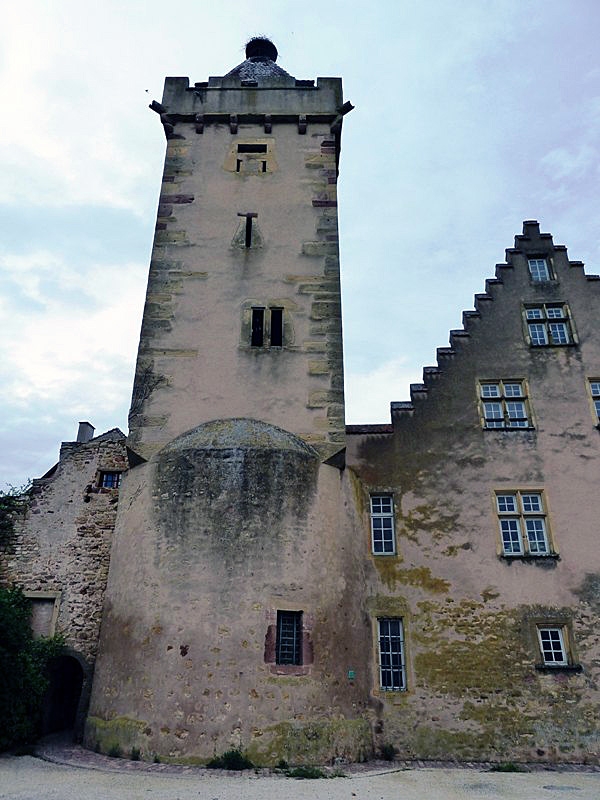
xmin=270 ymin=308 xmax=283 ymax=347
xmin=251 ymin=308 xmax=265 ymax=347
xmin=237 ymin=143 xmax=268 ymax=154
xmin=276 ymin=611 xmax=302 ymax=665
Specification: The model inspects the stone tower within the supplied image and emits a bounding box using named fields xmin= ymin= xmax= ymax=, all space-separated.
xmin=85 ymin=39 xmax=370 ymax=764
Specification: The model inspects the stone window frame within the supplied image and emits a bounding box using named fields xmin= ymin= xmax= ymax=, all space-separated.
xmin=224 ymin=137 xmax=277 ymax=175
xmin=240 ymin=300 xmax=294 ymax=350
xmin=478 ymin=379 xmax=533 ymax=430
xmin=264 ymin=606 xmax=313 ymax=676
xmin=369 ymin=494 xmax=396 ymax=555
xmin=527 ymin=257 xmax=553 ymax=282
xmin=532 ymin=621 xmax=582 ymax=673
xmin=377 ymin=617 xmax=407 ymax=692
xmin=25 ymin=590 xmax=61 ymax=638
xmin=494 ymin=489 xmax=558 ymax=559
xmin=523 ymin=303 xmax=577 ymax=347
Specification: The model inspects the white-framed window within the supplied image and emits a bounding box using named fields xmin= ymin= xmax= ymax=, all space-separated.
xmin=276 ymin=610 xmax=302 ymax=665
xmin=378 ymin=617 xmax=406 ymax=691
xmin=480 ymin=381 xmax=531 ymax=429
xmin=525 ymin=304 xmax=574 ymax=346
xmin=495 ymin=491 xmax=552 ymax=556
xmin=589 ymin=380 xmax=600 ymax=423
xmin=370 ymin=495 xmax=395 ymax=554
xmin=537 ymin=627 xmax=568 ymax=666
xmin=528 ymin=258 xmax=551 ymax=282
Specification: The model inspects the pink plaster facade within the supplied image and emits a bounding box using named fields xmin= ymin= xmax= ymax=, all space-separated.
xmin=3 ymin=40 xmax=599 ymax=766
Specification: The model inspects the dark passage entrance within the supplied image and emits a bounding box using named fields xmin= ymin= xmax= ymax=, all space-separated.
xmin=41 ymin=655 xmax=84 ymax=735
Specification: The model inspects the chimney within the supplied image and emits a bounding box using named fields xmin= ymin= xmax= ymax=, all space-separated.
xmin=77 ymin=421 xmax=95 ymax=443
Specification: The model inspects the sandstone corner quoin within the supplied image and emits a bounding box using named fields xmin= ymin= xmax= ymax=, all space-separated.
xmin=2 ymin=38 xmax=600 ymax=766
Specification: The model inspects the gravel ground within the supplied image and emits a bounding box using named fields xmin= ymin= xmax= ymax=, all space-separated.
xmin=1 ymin=741 xmax=600 ymax=800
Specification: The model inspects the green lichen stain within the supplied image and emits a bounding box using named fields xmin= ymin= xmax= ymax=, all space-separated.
xmin=373 ymin=561 xmax=449 ymax=592
xmin=245 ymin=718 xmax=372 ymax=767
xmin=400 ymin=504 xmax=459 ymax=544
xmin=85 ymin=716 xmax=149 ymax=758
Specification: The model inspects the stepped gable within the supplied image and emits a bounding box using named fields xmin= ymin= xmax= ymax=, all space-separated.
xmin=347 ymin=220 xmax=598 ymax=433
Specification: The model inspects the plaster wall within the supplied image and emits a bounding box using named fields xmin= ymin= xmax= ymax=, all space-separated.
xmin=129 ymin=120 xmax=345 ymax=463
xmin=86 ymin=423 xmax=371 ymax=765
xmin=346 ymin=224 xmax=600 ymax=763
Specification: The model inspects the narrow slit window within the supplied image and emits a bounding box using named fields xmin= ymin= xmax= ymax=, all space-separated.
xmin=262 ymin=160 xmax=267 ymax=173
xmin=251 ymin=308 xmax=265 ymax=347
xmin=270 ymin=308 xmax=283 ymax=347
xmin=237 ymin=143 xmax=268 ymax=154
xmin=236 ymin=159 xmax=242 ymax=173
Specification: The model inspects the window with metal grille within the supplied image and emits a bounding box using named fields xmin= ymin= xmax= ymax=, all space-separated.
xmin=495 ymin=491 xmax=552 ymax=557
xmin=378 ymin=617 xmax=406 ymax=691
xmin=479 ymin=381 xmax=531 ymax=429
xmin=370 ymin=495 xmax=395 ymax=554
xmin=537 ymin=627 xmax=568 ymax=666
xmin=100 ymin=471 xmax=121 ymax=489
xmin=525 ymin=304 xmax=574 ymax=346
xmin=276 ymin=611 xmax=302 ymax=665
xmin=528 ymin=258 xmax=551 ymax=282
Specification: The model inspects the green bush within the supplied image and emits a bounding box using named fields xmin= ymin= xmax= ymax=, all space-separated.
xmin=108 ymin=744 xmax=122 ymax=758
xmin=489 ymin=762 xmax=525 ymax=772
xmin=206 ymin=749 xmax=254 ymax=770
xmin=130 ymin=747 xmax=141 ymax=761
xmin=0 ymin=585 xmax=65 ymax=751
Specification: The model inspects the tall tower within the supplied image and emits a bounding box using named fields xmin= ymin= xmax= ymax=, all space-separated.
xmin=85 ymin=40 xmax=370 ymax=765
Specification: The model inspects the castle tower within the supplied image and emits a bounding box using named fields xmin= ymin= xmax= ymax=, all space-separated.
xmin=128 ymin=36 xmax=346 ymax=463
xmin=85 ymin=40 xmax=371 ymax=765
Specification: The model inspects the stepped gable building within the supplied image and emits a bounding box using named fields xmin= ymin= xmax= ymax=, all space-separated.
xmin=2 ymin=38 xmax=600 ymax=765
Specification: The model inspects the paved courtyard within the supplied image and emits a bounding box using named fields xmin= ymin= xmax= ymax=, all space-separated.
xmin=1 ymin=742 xmax=599 ymax=800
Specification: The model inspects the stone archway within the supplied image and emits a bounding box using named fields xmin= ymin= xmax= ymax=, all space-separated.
xmin=41 ymin=655 xmax=85 ymax=736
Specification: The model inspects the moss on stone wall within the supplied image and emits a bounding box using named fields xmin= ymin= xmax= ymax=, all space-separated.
xmin=245 ymin=717 xmax=372 ymax=766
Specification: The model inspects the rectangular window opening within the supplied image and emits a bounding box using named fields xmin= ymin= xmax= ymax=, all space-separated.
xmin=276 ymin=610 xmax=302 ymax=665
xmin=236 ymin=159 xmax=242 ymax=173
xmin=525 ymin=304 xmax=573 ymax=346
xmin=378 ymin=617 xmax=406 ymax=691
xmin=262 ymin=160 xmax=267 ymax=173
xmin=496 ymin=490 xmax=552 ymax=557
xmin=370 ymin=494 xmax=395 ymax=554
xmin=480 ymin=381 xmax=531 ymax=429
xmin=99 ymin=471 xmax=121 ymax=489
xmin=589 ymin=380 xmax=600 ymax=423
xmin=237 ymin=143 xmax=268 ymax=154
xmin=528 ymin=258 xmax=551 ymax=282
xmin=538 ymin=627 xmax=568 ymax=666
xmin=270 ymin=308 xmax=283 ymax=347
xmin=251 ymin=308 xmax=264 ymax=347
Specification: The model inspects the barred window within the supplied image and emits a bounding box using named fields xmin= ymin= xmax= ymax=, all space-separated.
xmin=276 ymin=610 xmax=302 ymax=665
xmin=378 ymin=618 xmax=406 ymax=691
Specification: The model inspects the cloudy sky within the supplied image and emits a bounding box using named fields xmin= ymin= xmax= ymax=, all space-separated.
xmin=2 ymin=0 xmax=600 ymax=488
